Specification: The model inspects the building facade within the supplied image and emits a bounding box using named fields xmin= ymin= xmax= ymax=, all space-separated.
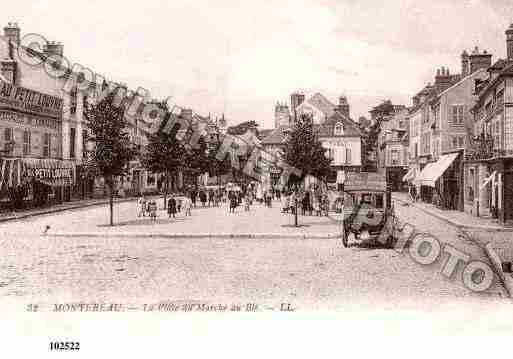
xmin=0 ymin=23 xmax=77 ymax=208
xmin=464 ymin=23 xmax=513 ymax=225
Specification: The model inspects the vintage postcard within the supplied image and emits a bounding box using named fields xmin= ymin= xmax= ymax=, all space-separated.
xmin=0 ymin=0 xmax=513 ymax=356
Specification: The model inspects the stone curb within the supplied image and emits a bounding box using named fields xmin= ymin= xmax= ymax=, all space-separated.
xmin=392 ymin=196 xmax=513 ymax=232
xmin=484 ymin=243 xmax=513 ymax=298
xmin=0 ymin=197 xmax=143 ymax=223
xmin=45 ymin=232 xmax=343 ymax=240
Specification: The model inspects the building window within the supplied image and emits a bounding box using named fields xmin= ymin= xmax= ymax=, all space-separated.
xmin=82 ymin=129 xmax=88 ymax=154
xmin=458 ymin=136 xmax=465 ymax=148
xmin=334 ymin=123 xmax=344 ymax=136
xmin=452 ymin=105 xmax=464 ymax=125
xmin=345 ymin=148 xmax=351 ymax=164
xmin=4 ymin=128 xmax=13 ymax=153
xmin=70 ymin=87 xmax=77 ymax=115
xmin=23 ymin=130 xmax=31 ymax=155
xmin=70 ymin=127 xmax=76 ymax=158
xmin=43 ymin=133 xmax=51 ymax=157
xmin=391 ymin=149 xmax=399 ymax=165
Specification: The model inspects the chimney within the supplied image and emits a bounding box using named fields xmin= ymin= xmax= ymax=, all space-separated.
xmin=468 ymin=46 xmax=492 ymax=74
xmin=44 ymin=41 xmax=64 ymax=57
xmin=336 ymin=95 xmax=350 ymax=118
xmin=435 ymin=67 xmax=453 ymax=92
xmin=3 ymin=22 xmax=20 ymax=45
xmin=461 ymin=50 xmax=469 ymax=77
xmin=506 ymin=23 xmax=513 ymax=60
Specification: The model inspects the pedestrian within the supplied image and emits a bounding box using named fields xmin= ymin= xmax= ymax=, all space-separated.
xmin=208 ymin=190 xmax=214 ymax=207
xmin=312 ymin=194 xmax=320 ymax=216
xmin=167 ymin=196 xmax=177 ymax=219
xmin=301 ymin=192 xmax=309 ymax=215
xmin=244 ymin=194 xmax=250 ymax=211
xmin=229 ymin=194 xmax=237 ymax=213
xmin=183 ymin=196 xmax=192 ymax=216
xmin=176 ymin=196 xmax=182 ymax=213
xmin=148 ymin=200 xmax=157 ymax=221
xmin=191 ymin=190 xmax=197 ymax=208
xmin=137 ymin=194 xmax=146 ymax=217
xmin=199 ymin=190 xmax=207 ymax=207
xmin=281 ymin=191 xmax=289 ymax=213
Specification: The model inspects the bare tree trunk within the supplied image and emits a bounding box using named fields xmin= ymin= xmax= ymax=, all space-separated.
xmin=163 ymin=171 xmax=169 ymax=210
xmin=107 ymin=177 xmax=114 ymax=226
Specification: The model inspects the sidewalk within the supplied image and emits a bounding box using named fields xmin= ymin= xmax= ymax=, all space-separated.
xmin=392 ymin=192 xmax=513 ymax=232
xmin=0 ymin=199 xmax=344 ymax=239
xmin=393 ymin=191 xmax=513 ymax=297
xmin=0 ymin=195 xmax=143 ymax=223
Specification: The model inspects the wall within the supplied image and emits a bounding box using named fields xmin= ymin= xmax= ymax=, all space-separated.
xmin=321 ymin=137 xmax=361 ymax=166
xmin=439 ymin=69 xmax=487 ymax=154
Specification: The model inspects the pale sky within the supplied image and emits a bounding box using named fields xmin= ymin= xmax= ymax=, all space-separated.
xmin=3 ymin=0 xmax=513 ymax=128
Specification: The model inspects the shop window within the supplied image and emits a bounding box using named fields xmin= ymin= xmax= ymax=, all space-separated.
xmin=43 ymin=133 xmax=51 ymax=157
xmin=70 ymin=127 xmax=76 ymax=158
xmin=23 ymin=130 xmax=31 ymax=155
xmin=147 ymin=175 xmax=155 ymax=185
xmin=468 ymin=168 xmax=475 ymax=202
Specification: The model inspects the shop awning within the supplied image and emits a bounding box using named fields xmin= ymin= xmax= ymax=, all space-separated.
xmin=480 ymin=171 xmax=497 ymax=190
xmin=0 ymin=158 xmax=25 ymax=190
xmin=402 ymin=168 xmax=416 ymax=182
xmin=0 ymin=158 xmax=76 ymax=189
xmin=415 ymin=153 xmax=459 ymax=187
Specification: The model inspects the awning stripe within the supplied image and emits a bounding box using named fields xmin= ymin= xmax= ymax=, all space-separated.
xmin=402 ymin=168 xmax=415 ymax=182
xmin=480 ymin=171 xmax=497 ymax=190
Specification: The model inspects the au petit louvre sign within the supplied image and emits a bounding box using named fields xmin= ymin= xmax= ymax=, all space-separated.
xmin=0 ymin=81 xmax=63 ymax=119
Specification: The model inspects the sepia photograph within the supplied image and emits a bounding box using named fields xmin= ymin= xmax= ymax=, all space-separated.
xmin=0 ymin=0 xmax=513 ymax=356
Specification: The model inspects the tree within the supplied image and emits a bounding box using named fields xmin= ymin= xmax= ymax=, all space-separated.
xmin=84 ymin=88 xmax=137 ymax=226
xmin=143 ymin=109 xmax=186 ymax=208
xmin=206 ymin=137 xmax=232 ymax=185
xmin=363 ymin=100 xmax=396 ymax=171
xmin=182 ymin=131 xmax=210 ymax=187
xmin=282 ymin=113 xmax=332 ymax=187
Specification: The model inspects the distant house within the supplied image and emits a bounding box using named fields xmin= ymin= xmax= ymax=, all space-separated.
xmin=316 ymin=110 xmax=362 ymax=183
xmin=295 ymin=93 xmax=336 ymax=124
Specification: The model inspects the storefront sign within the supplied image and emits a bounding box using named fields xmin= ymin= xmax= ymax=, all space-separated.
xmin=0 ymin=110 xmax=58 ymax=130
xmin=344 ymin=172 xmax=387 ymax=191
xmin=30 ymin=168 xmax=73 ymax=179
xmin=0 ymin=82 xmax=63 ymax=119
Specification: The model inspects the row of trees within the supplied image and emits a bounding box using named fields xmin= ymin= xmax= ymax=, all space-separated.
xmin=84 ymin=90 xmax=333 ymax=226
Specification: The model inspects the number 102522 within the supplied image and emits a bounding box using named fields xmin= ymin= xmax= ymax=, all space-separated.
xmin=49 ymin=342 xmax=80 ymax=351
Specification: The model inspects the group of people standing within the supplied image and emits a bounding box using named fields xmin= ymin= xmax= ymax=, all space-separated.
xmin=189 ymin=189 xmax=224 ymax=207
xmin=280 ymin=190 xmax=330 ymax=217
xmin=137 ymin=194 xmax=192 ymax=221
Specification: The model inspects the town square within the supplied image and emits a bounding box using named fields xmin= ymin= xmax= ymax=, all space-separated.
xmin=3 ymin=1 xmax=513 ymax=355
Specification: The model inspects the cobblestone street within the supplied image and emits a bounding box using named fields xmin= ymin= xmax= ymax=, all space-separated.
xmin=0 ymin=199 xmax=507 ymax=311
